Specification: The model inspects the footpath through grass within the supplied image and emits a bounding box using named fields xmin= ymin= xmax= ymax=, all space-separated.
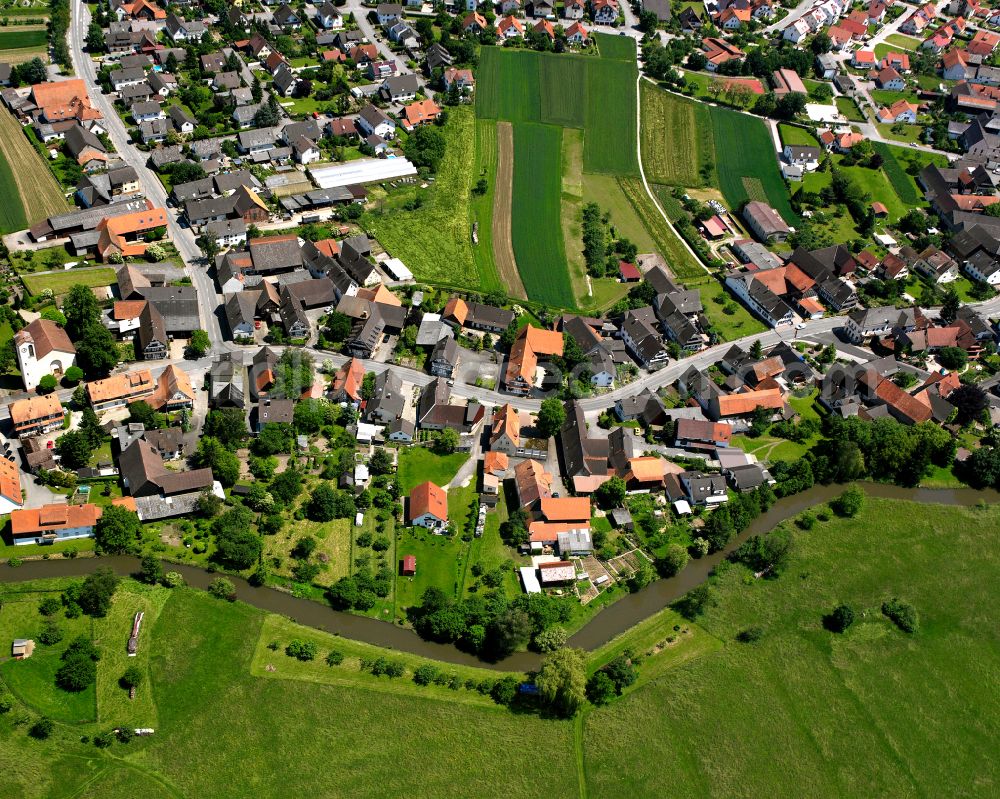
xmin=583 ymin=497 xmax=1000 ymax=797
xmin=396 ymin=447 xmax=469 ymax=494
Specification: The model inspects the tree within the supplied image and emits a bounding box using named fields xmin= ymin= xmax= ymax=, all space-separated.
xmin=940 ymin=288 xmax=960 ymax=324
xmin=128 ymin=400 xmax=158 ymax=428
xmin=204 ymin=409 xmax=248 ymax=448
xmin=270 ymin=469 xmax=303 ymax=504
xmin=811 ymin=32 xmax=832 ymax=54
xmin=586 ymin=670 xmax=617 ymax=705
xmin=404 ymin=125 xmax=447 ymax=171
xmin=55 ymin=636 xmax=100 ymax=692
xmin=536 ymin=647 xmax=587 ymax=717
xmin=120 ymin=665 xmax=143 ymax=690
xmin=95 ymin=506 xmax=142 ymax=554
xmin=674 ymin=584 xmax=713 ymax=620
xmin=187 ymin=329 xmax=210 ymax=358
xmin=937 ymin=346 xmax=968 ymax=371
xmin=949 ymin=383 xmax=988 ymax=426
xmin=655 ymin=543 xmax=689 ymax=577
xmin=326 ymin=311 xmax=352 ymax=342
xmin=627 ymin=560 xmax=654 ymax=593
xmin=285 ymin=640 xmax=317 ymax=661
xmin=38 ymin=374 xmax=58 ymax=393
xmin=433 ymin=427 xmax=460 ymax=455
xmin=77 ymin=568 xmax=120 ymax=617
xmin=831 ymin=485 xmax=864 ymax=517
xmin=307 ymin=483 xmax=339 ymax=522
xmin=78 ymin=407 xmax=104 ymax=449
xmin=16 ymin=57 xmax=47 ymax=86
xmin=537 ymin=398 xmax=566 ymax=438
xmin=212 ymin=507 xmax=262 ymax=569
xmin=251 ymin=76 xmax=263 ymax=103
xmin=55 ymin=430 xmax=92 ymax=470
xmin=192 ymin=437 xmax=241 ymax=486
xmin=824 ymin=603 xmax=855 ymax=633
xmin=369 ymin=448 xmax=394 ymax=475
xmin=594 ymin=475 xmax=626 ymax=509
xmin=138 ymin=554 xmax=163 ymax=585
xmin=533 ymin=626 xmax=567 ymax=653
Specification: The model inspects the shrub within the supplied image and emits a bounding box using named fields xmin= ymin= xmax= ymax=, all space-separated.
xmin=413 ymin=664 xmax=439 ymax=685
xmin=490 ymin=675 xmax=519 ymax=706
xmin=38 ymin=596 xmax=62 ymax=616
xmin=882 ymin=598 xmax=919 ymax=633
xmin=831 ymin=486 xmax=864 ymax=518
xmin=796 ymin=512 xmax=816 ymax=530
xmin=38 ymin=620 xmax=63 ymax=646
xmin=736 ymin=626 xmax=764 ymax=643
xmin=285 ymin=640 xmax=317 ymax=661
xmin=208 ymin=577 xmax=237 ymax=601
xmin=325 ymin=649 xmax=344 ymax=666
xmin=163 ymin=571 xmax=184 ymax=588
xmin=824 ymin=604 xmax=855 ymax=633
xmin=29 ymin=717 xmax=54 ymax=739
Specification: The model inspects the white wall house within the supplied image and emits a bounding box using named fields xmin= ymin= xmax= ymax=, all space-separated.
xmin=15 ymin=319 xmax=77 ymax=391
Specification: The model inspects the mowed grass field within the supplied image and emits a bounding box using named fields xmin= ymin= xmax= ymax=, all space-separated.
xmin=512 ymin=122 xmax=575 ymax=307
xmin=364 ymin=107 xmax=502 ymax=293
xmin=596 ymin=31 xmax=637 ymax=61
xmin=583 ymin=498 xmax=1000 ymax=797
xmin=0 ymin=109 xmax=68 ymax=230
xmin=396 ymin=447 xmax=469 ymax=494
xmin=584 ymin=56 xmax=638 ymax=175
xmin=21 ymin=266 xmax=116 ymax=296
xmin=708 ymin=104 xmax=797 ymax=224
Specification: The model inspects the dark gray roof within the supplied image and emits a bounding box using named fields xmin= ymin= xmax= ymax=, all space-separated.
xmin=136 ymin=286 xmax=200 ymax=332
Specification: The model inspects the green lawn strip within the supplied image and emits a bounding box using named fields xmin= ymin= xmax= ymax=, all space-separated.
xmin=584 ymin=497 xmax=1000 ymax=797
xmin=396 ymin=448 xmax=469 ymax=494
xmin=92 ymin=581 xmax=170 ymax=729
xmin=475 ymin=46 xmax=541 ymax=123
xmin=875 ymin=122 xmax=925 ymax=145
xmin=871 ymin=141 xmax=941 ymax=205
xmin=462 ymin=493 xmax=523 ymax=599
xmin=561 ymin=127 xmax=590 ymax=307
xmin=470 ymin=117 xmax=503 ymax=294
xmin=511 ymin=121 xmax=575 ymax=307
xmin=22 ymin=266 xmax=116 ymax=297
xmin=396 ymin=526 xmax=471 ymax=615
xmin=0 ymin=591 xmax=96 ymax=723
xmin=708 ymin=104 xmax=797 ymax=224
xmin=265 ymin=517 xmax=353 ymax=587
xmin=251 ymin=614 xmax=521 ymax=704
xmin=363 ymin=107 xmax=484 ymax=291
xmin=0 ymin=28 xmax=46 ymax=49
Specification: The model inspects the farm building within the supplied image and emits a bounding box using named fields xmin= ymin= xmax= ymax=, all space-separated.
xmin=310 ymin=158 xmax=417 ymax=189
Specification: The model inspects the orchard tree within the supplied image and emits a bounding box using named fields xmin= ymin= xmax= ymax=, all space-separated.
xmin=95 ymin=506 xmax=142 ymax=554
xmin=77 ymin=568 xmax=120 ymax=617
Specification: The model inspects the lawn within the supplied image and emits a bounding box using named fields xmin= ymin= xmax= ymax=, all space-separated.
xmin=885 ymin=33 xmax=921 ymax=50
xmin=471 ymin=118 xmax=502 ymax=296
xmin=394 ymin=526 xmax=470 ymax=617
xmin=461 ymin=494 xmax=523 ymax=600
xmin=835 ymin=96 xmax=865 ymax=122
xmin=512 ymin=122 xmax=575 ymax=307
xmin=778 ymin=124 xmax=819 ymax=147
xmin=364 ymin=107 xmax=501 ymax=293
xmin=265 ymin=516 xmax=353 ymax=587
xmin=709 ymin=105 xmax=797 ymax=225
xmin=583 ymin=497 xmax=1000 ymax=797
xmin=0 ymin=586 xmax=96 ymax=724
xmin=0 ymin=108 xmax=68 ymax=227
xmin=396 ymin=447 xmax=469 ymax=494
xmin=875 ymin=122 xmax=925 ymax=145
xmin=695 ymin=274 xmax=767 ymax=340
xmin=872 ymin=141 xmax=944 ymax=205
xmin=475 ymin=46 xmax=542 ymax=123
xmin=92 ymin=581 xmax=170 ymax=729
xmin=595 ymin=31 xmax=636 ymax=61
xmin=640 ymin=81 xmax=715 ymax=187
xmin=21 ymin=266 xmax=116 ymax=297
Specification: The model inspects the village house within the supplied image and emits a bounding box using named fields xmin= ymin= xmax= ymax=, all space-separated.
xmin=408 ymin=481 xmax=448 ymax=530
xmin=9 ymin=503 xmax=103 ymax=546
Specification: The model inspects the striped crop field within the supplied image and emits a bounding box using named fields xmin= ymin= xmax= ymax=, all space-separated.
xmin=640 ymin=82 xmax=715 ymax=187
xmin=475 ymin=47 xmax=540 ymax=123
xmin=511 ymin=123 xmax=575 ymax=307
xmin=539 ymin=54 xmax=586 ymax=128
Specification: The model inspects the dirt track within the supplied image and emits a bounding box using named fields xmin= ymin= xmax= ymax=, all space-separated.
xmin=491 ymin=121 xmax=526 ymax=299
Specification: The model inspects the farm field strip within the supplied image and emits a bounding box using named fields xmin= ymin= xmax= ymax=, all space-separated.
xmin=490 ymin=121 xmax=525 ymax=298
xmin=0 ymin=27 xmax=45 ymax=48
xmin=0 ymin=108 xmax=68 ymax=227
xmin=708 ymin=105 xmax=797 ymax=223
xmin=561 ymin=128 xmax=588 ymax=304
xmin=595 ymin=31 xmax=637 ymax=61
xmin=539 ymin=54 xmax=586 ymax=128
xmin=619 ymin=177 xmax=706 ymax=282
xmin=0 ymin=149 xmax=27 ymax=234
xmin=470 ymin=118 xmax=506 ymax=296
xmin=584 ymin=57 xmax=638 ymax=175
xmin=475 ymin=47 xmax=541 ymax=123
xmin=511 ymin=123 xmax=575 ymax=307
xmin=639 ymin=81 xmax=714 ymax=187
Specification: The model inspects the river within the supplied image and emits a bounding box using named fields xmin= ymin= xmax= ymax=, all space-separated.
xmin=2 ymin=483 xmax=996 ymax=671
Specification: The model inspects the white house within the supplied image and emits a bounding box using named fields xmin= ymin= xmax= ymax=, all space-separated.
xmin=15 ymin=318 xmax=77 ymax=391
xmin=356 ymin=104 xmax=396 ymax=139
xmin=965 ymin=253 xmax=1000 ymax=285
xmin=0 ymin=458 xmax=23 ymax=516
xmin=408 ymin=481 xmax=448 ymax=531
xmin=783 ymin=19 xmax=810 ymax=43
xmin=315 ymin=1 xmax=344 ymax=29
